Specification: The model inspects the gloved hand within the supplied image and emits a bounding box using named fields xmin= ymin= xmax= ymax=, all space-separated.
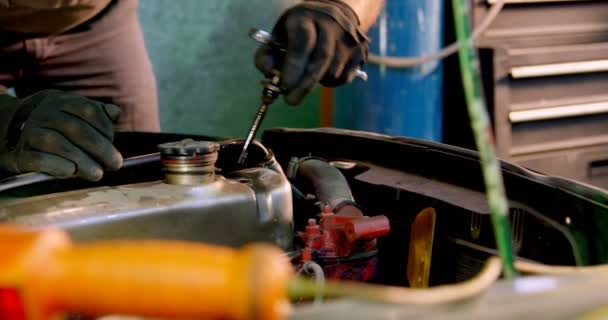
xmin=255 ymin=0 xmax=369 ymax=105
xmin=0 ymin=90 xmax=123 ymax=181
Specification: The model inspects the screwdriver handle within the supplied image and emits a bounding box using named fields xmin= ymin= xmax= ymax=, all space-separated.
xmin=0 ymin=225 xmax=292 ymax=320
xmin=250 ymin=28 xmax=368 ymax=81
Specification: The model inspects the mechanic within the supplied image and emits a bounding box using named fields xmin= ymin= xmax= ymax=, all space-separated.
xmin=0 ymin=0 xmax=383 ymax=182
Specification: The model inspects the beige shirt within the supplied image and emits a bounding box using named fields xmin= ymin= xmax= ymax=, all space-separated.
xmin=0 ymin=0 xmax=112 ymax=34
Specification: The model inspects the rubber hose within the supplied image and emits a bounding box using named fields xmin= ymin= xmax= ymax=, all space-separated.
xmin=294 ymin=158 xmax=355 ymax=210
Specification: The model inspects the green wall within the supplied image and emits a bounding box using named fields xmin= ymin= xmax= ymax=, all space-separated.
xmin=137 ymin=0 xmax=321 ymax=138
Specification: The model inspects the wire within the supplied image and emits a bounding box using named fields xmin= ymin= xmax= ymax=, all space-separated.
xmin=296 ymin=261 xmax=326 ymax=305
xmin=287 ymin=255 xmax=606 ymax=306
xmin=288 ymin=256 xmax=502 ymax=305
xmin=368 ymin=0 xmax=506 ymax=68
xmin=515 ymin=260 xmax=608 ymax=276
xmin=452 ymin=0 xmax=517 ymax=279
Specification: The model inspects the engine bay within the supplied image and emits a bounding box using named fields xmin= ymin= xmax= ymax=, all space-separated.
xmin=1 ymin=127 xmax=608 ymax=318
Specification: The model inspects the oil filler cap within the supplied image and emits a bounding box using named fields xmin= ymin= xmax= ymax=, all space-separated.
xmin=158 ymin=139 xmax=220 ymax=157
xmin=157 ymin=139 xmax=220 ymax=185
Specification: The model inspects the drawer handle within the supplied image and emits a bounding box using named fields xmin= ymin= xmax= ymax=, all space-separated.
xmin=487 ymin=0 xmax=593 ymax=3
xmin=509 ymin=100 xmax=608 ymax=123
xmin=510 ymin=59 xmax=608 ymax=79
xmin=589 ymin=160 xmax=608 ymax=178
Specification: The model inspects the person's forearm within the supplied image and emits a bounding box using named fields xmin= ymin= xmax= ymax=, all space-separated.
xmin=341 ymin=0 xmax=384 ymax=31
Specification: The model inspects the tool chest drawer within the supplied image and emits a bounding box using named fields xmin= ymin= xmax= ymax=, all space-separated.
xmin=473 ymin=0 xmax=608 ymax=47
xmin=508 ymin=75 xmax=608 ymax=110
xmin=488 ymin=43 xmax=608 ymax=158
xmin=503 ymin=43 xmax=608 ymax=122
xmin=509 ymin=76 xmax=608 ymax=115
xmin=512 ymin=144 xmax=608 ymax=190
xmin=510 ymin=113 xmax=608 ymax=156
xmin=481 ymin=43 xmax=608 ymax=190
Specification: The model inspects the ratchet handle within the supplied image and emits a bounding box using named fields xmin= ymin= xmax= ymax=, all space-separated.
xmin=0 ymin=226 xmax=292 ymax=320
xmin=44 ymin=242 xmax=292 ymax=320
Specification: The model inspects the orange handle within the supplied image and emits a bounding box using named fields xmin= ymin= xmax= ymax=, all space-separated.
xmin=0 ymin=225 xmax=292 ymax=320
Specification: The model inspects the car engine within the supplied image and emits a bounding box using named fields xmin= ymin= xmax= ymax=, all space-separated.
xmin=0 ymin=133 xmax=392 ymax=283
xmin=1 ymin=127 xmax=608 ymax=320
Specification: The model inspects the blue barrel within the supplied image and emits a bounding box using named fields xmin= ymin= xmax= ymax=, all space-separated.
xmin=334 ymin=1 xmax=445 ymax=142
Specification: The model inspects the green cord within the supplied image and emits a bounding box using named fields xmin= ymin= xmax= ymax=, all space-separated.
xmin=451 ymin=0 xmax=517 ymax=279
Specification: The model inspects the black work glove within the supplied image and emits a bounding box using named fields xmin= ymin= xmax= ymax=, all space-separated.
xmin=255 ymin=0 xmax=370 ymax=105
xmin=0 ymin=90 xmax=123 ymax=181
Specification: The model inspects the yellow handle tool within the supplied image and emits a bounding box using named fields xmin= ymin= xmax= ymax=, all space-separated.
xmin=0 ymin=224 xmax=293 ymax=320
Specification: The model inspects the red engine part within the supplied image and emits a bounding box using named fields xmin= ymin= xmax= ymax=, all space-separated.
xmin=297 ymin=205 xmax=390 ymax=281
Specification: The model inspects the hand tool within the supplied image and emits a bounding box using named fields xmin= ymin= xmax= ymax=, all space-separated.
xmin=237 ymin=29 xmax=368 ymax=165
xmin=249 ymin=29 xmax=369 ymax=81
xmin=0 ymin=224 xmax=292 ymax=320
xmin=0 ymin=153 xmax=161 ymax=193
xmin=237 ymin=68 xmax=282 ymax=165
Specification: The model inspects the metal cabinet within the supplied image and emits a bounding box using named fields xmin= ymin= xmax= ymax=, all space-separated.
xmin=471 ymin=0 xmax=608 ymax=188
xmin=474 ymin=0 xmax=608 ymax=47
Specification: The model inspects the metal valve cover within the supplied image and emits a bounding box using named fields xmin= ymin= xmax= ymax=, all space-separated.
xmin=0 ymin=167 xmax=294 ymax=250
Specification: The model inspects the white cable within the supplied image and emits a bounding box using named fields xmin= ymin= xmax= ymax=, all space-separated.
xmin=297 ymin=261 xmax=326 ymax=305
xmin=316 ymin=257 xmax=502 ymax=305
xmin=368 ymin=0 xmax=506 ymax=68
xmin=515 ymin=260 xmax=608 ymax=276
